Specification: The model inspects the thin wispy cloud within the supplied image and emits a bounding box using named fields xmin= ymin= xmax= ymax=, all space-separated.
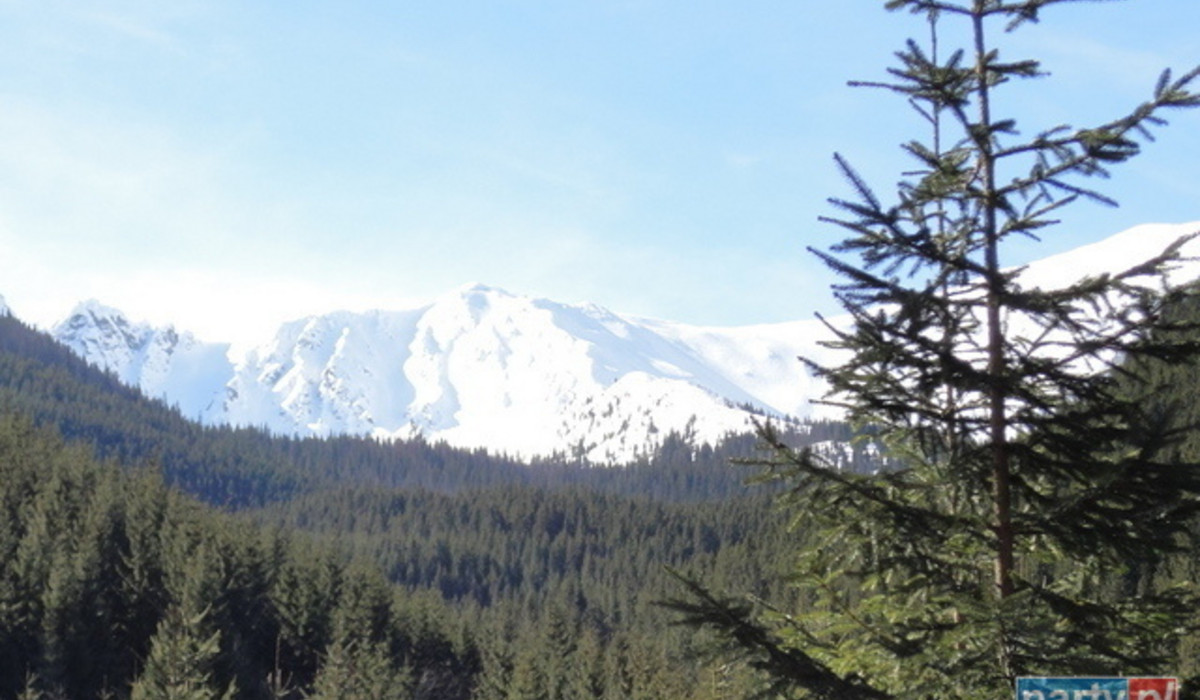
xmin=0 ymin=2 xmax=1195 ymax=344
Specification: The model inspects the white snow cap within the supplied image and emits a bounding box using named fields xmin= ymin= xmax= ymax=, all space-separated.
xmin=42 ymin=220 xmax=1200 ymax=463
xmin=60 ymin=298 xmax=130 ymax=324
xmin=0 ymin=293 xmax=9 ymax=317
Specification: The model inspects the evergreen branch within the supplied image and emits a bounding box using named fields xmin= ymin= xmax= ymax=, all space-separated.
xmin=832 ymin=153 xmax=884 ymax=212
xmin=993 ymin=70 xmax=1200 ymax=201
xmin=659 ymin=568 xmax=894 ymax=699
xmin=755 ymin=424 xmax=983 ymax=548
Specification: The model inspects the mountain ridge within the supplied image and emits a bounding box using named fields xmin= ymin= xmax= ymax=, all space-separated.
xmin=16 ymin=221 xmax=1200 ymax=463
xmin=45 ymin=283 xmax=837 ymax=463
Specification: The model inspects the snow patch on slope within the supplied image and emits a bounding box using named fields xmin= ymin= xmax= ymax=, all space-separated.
xmin=1016 ymin=222 xmax=1200 ymax=290
xmin=220 ymin=308 xmax=425 ymax=436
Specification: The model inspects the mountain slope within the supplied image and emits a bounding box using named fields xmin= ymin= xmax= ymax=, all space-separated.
xmin=54 ymin=299 xmax=233 ymax=419
xmin=46 ymin=284 xmax=840 ymax=463
xmin=1 ymin=308 xmax=853 ymax=506
xmin=30 ymin=221 xmax=1200 ymax=463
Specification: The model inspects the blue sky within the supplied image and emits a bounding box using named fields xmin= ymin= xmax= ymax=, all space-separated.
xmin=0 ymin=0 xmax=1198 ymax=345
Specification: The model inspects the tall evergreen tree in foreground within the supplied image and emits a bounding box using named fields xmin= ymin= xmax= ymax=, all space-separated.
xmin=669 ymin=1 xmax=1200 ymax=697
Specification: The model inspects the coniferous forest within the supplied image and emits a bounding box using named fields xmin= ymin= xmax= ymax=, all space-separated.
xmin=0 ymin=310 xmax=829 ymax=698
xmin=5 ymin=284 xmax=1200 ymax=699
xmin=4 ymin=2 xmax=1200 ymax=699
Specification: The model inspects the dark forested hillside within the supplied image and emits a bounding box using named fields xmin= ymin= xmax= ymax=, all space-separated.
xmin=256 ymin=484 xmax=802 ymax=697
xmin=0 ymin=314 xmax=534 ymax=506
xmin=0 ymin=411 xmax=784 ymax=698
xmin=0 ymin=310 xmax=833 ymax=697
xmin=0 ymin=414 xmax=479 ymax=700
xmin=0 ymin=313 xmax=855 ymax=508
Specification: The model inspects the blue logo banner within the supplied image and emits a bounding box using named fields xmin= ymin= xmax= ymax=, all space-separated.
xmin=1016 ymin=677 xmax=1180 ymax=700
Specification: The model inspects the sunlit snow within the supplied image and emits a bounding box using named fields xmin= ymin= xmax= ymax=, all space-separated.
xmin=28 ymin=221 xmax=1200 ymax=464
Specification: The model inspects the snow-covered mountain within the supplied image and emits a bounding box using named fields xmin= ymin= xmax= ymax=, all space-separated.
xmin=52 ymin=300 xmax=234 ymax=421
xmin=27 ymin=220 xmax=1200 ymax=463
xmin=44 ymin=284 xmax=842 ymax=463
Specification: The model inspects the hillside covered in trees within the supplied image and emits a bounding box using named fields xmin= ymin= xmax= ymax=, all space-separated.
xmin=0 ymin=307 xmax=848 ymax=698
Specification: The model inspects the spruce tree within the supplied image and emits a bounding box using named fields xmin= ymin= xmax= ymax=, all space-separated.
xmin=669 ymin=1 xmax=1200 ymax=697
xmin=306 ymin=569 xmax=412 ymax=700
xmin=130 ymin=536 xmax=236 ymax=700
xmin=129 ymin=603 xmax=231 ymax=700
xmin=307 ymin=632 xmax=411 ymax=700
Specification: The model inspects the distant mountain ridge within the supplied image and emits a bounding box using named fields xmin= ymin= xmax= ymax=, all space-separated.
xmin=46 ymin=283 xmax=840 ymax=463
xmin=53 ymin=300 xmax=235 ymax=421
xmin=20 ymin=221 xmax=1200 ymax=463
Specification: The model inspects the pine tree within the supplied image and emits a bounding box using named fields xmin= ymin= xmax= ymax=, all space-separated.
xmin=669 ymin=1 xmax=1200 ymax=697
xmin=306 ymin=568 xmax=412 ymax=700
xmin=129 ymin=603 xmax=232 ymax=700
xmin=566 ymin=626 xmax=606 ymax=700
xmin=130 ymin=534 xmax=236 ymax=700
xmin=307 ymin=632 xmax=411 ymax=700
